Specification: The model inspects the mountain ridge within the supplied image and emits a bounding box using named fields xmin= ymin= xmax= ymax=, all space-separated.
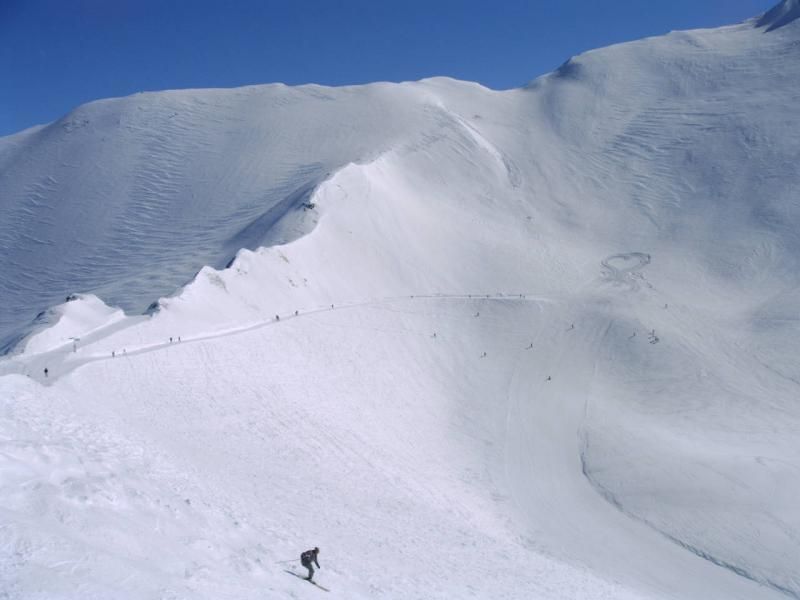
xmin=1 ymin=4 xmax=800 ymax=598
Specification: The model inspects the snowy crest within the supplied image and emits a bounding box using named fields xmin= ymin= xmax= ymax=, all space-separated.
xmin=757 ymin=0 xmax=800 ymax=31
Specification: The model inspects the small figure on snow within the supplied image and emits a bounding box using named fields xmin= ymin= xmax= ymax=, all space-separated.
xmin=43 ymin=367 xmax=49 ymax=377
xmin=301 ymin=547 xmax=321 ymax=581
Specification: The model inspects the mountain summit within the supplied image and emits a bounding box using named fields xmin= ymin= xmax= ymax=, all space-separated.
xmin=757 ymin=0 xmax=800 ymax=30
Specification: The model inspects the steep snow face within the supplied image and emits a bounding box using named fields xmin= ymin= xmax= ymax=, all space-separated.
xmin=2 ymin=3 xmax=800 ymax=600
xmin=3 ymin=16 xmax=800 ymax=353
xmin=0 ymin=81 xmax=466 ymax=351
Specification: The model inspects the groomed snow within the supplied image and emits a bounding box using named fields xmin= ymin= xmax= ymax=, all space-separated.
xmin=1 ymin=2 xmax=800 ymax=598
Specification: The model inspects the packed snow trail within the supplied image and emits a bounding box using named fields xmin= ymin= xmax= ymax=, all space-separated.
xmin=0 ymin=291 xmax=555 ymax=384
xmin=2 ymin=296 xmax=661 ymax=600
xmin=3 ymin=293 xmax=792 ymax=599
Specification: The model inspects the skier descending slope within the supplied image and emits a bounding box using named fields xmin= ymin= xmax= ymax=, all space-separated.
xmin=301 ymin=547 xmax=321 ymax=581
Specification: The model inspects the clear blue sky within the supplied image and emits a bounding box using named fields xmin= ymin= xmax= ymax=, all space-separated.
xmin=0 ymin=0 xmax=775 ymax=136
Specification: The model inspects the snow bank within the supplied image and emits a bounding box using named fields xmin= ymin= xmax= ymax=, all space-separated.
xmin=16 ymin=294 xmax=125 ymax=355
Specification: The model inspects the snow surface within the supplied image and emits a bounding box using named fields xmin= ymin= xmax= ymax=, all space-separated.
xmin=1 ymin=1 xmax=800 ymax=598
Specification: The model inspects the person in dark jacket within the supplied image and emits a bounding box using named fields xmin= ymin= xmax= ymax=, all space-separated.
xmin=301 ymin=547 xmax=320 ymax=581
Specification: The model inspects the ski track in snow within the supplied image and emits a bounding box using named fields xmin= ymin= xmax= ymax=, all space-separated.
xmin=600 ymin=252 xmax=651 ymax=291
xmin=2 ymin=278 xmax=792 ymax=599
xmin=0 ymin=291 xmax=555 ymax=384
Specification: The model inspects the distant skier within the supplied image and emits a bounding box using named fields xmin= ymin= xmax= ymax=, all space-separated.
xmin=301 ymin=547 xmax=320 ymax=581
xmin=43 ymin=367 xmax=48 ymax=377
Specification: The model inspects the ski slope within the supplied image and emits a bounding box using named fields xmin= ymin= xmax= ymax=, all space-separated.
xmin=1 ymin=2 xmax=800 ymax=598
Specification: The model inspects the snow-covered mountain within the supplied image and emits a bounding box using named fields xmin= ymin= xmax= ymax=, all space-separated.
xmin=1 ymin=2 xmax=799 ymax=599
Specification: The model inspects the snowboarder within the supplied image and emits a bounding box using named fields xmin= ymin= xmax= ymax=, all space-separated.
xmin=301 ymin=547 xmax=320 ymax=581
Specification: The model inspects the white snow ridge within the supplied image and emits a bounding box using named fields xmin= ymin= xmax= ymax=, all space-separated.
xmin=1 ymin=3 xmax=800 ymax=599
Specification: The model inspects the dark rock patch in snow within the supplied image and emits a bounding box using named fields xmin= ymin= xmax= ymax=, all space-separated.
xmin=757 ymin=0 xmax=800 ymax=31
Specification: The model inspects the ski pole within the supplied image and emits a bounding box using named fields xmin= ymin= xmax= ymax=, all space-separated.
xmin=275 ymin=559 xmax=297 ymax=564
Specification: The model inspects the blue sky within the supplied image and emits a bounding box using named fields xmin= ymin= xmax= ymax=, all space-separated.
xmin=0 ymin=0 xmax=775 ymax=136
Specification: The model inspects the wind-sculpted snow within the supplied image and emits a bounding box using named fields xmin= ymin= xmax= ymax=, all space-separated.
xmin=0 ymin=83 xmax=446 ymax=351
xmin=2 ymin=2 xmax=800 ymax=599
